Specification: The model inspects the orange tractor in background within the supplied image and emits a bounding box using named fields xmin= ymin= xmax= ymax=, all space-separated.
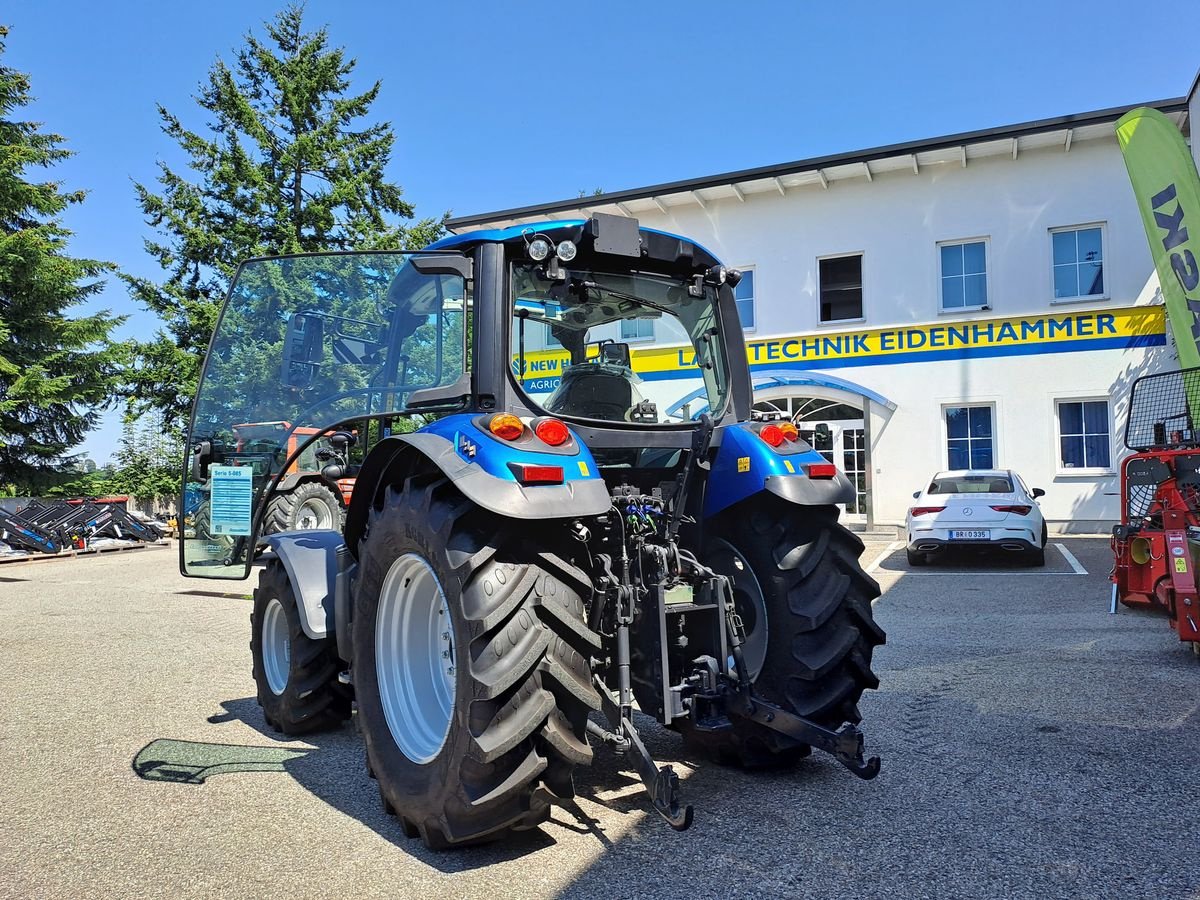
xmin=1111 ymin=366 xmax=1200 ymax=653
xmin=231 ymin=421 xmax=356 ymax=533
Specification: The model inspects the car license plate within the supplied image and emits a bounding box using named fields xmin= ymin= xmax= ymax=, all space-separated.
xmin=949 ymin=529 xmax=990 ymax=540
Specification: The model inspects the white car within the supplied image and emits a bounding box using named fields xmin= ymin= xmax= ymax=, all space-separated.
xmin=906 ymin=469 xmax=1047 ymax=567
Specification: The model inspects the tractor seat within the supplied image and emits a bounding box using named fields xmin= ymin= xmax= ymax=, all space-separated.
xmin=545 ymin=366 xmax=635 ymax=422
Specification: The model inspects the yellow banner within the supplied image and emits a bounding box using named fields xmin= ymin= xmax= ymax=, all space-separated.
xmin=516 ymin=306 xmax=1165 ymax=388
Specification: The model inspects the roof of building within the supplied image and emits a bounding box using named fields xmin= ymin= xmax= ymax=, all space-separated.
xmin=447 ymin=98 xmax=1190 ymax=233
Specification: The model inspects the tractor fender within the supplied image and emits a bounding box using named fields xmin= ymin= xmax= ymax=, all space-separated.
xmin=703 ymin=423 xmax=855 ymax=518
xmin=259 ymin=529 xmax=344 ymax=641
xmin=344 ymin=414 xmax=611 ymax=558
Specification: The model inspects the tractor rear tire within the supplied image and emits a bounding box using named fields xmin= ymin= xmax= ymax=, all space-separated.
xmin=250 ymin=559 xmax=350 ymax=734
xmin=685 ymin=496 xmax=884 ymax=767
xmin=353 ymin=476 xmax=600 ymax=849
xmin=263 ymin=481 xmax=344 ymax=535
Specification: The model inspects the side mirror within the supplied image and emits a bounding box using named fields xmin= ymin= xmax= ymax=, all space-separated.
xmin=191 ymin=441 xmax=212 ymax=482
xmin=912 ymin=490 xmax=921 ymax=499
xmin=814 ymin=424 xmax=831 ymax=440
xmin=599 ymin=341 xmax=631 ymax=367
xmin=1032 ymin=487 xmax=1045 ymax=499
xmin=281 ymin=313 xmax=325 ymax=389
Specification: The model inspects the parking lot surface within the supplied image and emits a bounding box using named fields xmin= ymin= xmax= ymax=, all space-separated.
xmin=0 ymin=537 xmax=1196 ymax=899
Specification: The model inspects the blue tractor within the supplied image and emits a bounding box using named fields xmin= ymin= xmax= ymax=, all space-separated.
xmin=182 ymin=215 xmax=884 ymax=848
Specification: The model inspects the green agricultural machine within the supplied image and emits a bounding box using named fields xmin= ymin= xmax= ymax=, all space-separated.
xmin=181 ymin=215 xmax=884 ymax=848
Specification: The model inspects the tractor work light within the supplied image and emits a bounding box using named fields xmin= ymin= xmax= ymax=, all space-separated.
xmin=527 ymin=237 xmax=551 ymax=261
xmin=909 ymin=506 xmax=946 ymax=516
xmin=758 ymin=424 xmax=785 ymax=448
xmin=808 ymin=462 xmax=838 ymax=479
xmin=779 ymin=422 xmax=799 ymax=442
xmin=508 ymin=463 xmax=564 ymax=484
xmin=556 ymin=240 xmax=577 ymax=262
xmin=533 ymin=417 xmax=570 ymax=447
xmin=488 ymin=413 xmax=524 ymax=441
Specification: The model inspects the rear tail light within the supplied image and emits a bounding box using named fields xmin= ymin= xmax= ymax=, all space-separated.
xmin=909 ymin=506 xmax=946 ymax=516
xmin=779 ymin=422 xmax=799 ymax=442
xmin=533 ymin=417 xmax=570 ymax=447
xmin=508 ymin=463 xmax=564 ymax=484
xmin=808 ymin=463 xmax=838 ymax=478
xmin=488 ymin=413 xmax=524 ymax=441
xmin=758 ymin=424 xmax=785 ymax=447
xmin=990 ymin=505 xmax=1032 ymax=515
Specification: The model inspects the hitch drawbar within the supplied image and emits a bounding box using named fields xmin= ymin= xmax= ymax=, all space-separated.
xmin=589 ymin=672 xmax=879 ymax=833
xmin=729 ymin=696 xmax=881 ymax=780
xmin=593 ymin=676 xmax=694 ymax=831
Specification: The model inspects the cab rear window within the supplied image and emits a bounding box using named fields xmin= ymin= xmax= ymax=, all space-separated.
xmin=929 ymin=476 xmax=1012 ymax=494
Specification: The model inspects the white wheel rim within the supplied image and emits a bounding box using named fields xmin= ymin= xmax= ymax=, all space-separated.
xmin=376 ymin=553 xmax=456 ymax=764
xmin=296 ymin=497 xmax=334 ymax=530
xmin=262 ymin=597 xmax=290 ymax=696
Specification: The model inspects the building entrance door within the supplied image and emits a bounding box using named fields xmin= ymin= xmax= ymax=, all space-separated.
xmin=799 ymin=421 xmax=867 ymax=523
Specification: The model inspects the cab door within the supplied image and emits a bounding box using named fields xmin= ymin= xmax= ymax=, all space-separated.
xmin=182 ymin=251 xmax=468 ymax=579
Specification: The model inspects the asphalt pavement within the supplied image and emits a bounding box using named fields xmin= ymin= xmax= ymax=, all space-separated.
xmin=0 ymin=537 xmax=1196 ymax=899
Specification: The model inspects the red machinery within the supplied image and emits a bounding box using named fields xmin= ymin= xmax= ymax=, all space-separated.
xmin=1111 ymin=367 xmax=1200 ymax=650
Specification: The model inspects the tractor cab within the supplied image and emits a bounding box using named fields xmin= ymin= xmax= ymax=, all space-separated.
xmin=179 ymin=215 xmax=883 ymax=848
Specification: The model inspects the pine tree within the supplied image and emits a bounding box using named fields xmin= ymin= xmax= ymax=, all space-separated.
xmin=0 ymin=25 xmax=125 ymax=493
xmin=106 ymin=416 xmax=182 ymax=501
xmin=127 ymin=5 xmax=444 ymax=428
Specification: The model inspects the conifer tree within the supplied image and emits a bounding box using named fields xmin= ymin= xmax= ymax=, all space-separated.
xmin=127 ymin=5 xmax=443 ymax=427
xmin=0 ymin=25 xmax=124 ymax=493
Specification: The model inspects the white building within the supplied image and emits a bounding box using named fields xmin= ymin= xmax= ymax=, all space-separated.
xmin=448 ymin=83 xmax=1200 ymax=533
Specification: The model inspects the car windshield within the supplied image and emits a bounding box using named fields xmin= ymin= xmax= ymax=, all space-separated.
xmin=929 ymin=475 xmax=1013 ymax=494
xmin=509 ymin=263 xmax=729 ymax=424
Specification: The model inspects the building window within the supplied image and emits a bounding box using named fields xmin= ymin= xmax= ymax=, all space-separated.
xmin=819 ymin=254 xmax=863 ymax=322
xmin=939 ymin=240 xmax=988 ymax=310
xmin=620 ymin=318 xmax=654 ymax=341
xmin=734 ymin=268 xmax=755 ymax=330
xmin=945 ymin=405 xmax=994 ymax=469
xmin=1051 ymin=225 xmax=1105 ymax=300
xmin=1057 ymin=399 xmax=1111 ymax=470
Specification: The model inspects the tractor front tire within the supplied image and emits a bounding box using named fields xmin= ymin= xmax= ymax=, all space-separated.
xmin=686 ymin=496 xmax=884 ymax=767
xmin=263 ymin=481 xmax=344 ymax=535
xmin=353 ymin=476 xmax=600 ymax=849
xmin=250 ymin=559 xmax=350 ymax=734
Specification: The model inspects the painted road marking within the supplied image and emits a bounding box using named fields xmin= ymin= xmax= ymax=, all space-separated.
xmin=871 ymin=541 xmax=1090 ymax=576
xmin=866 ymin=541 xmax=902 ymax=574
xmin=867 ymin=541 xmax=902 ymax=607
xmin=1054 ymin=542 xmax=1088 ymax=575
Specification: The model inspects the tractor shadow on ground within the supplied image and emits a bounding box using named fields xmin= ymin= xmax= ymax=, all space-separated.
xmin=133 ymin=698 xmax=724 ymax=870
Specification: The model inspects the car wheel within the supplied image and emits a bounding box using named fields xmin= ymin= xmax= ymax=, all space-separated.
xmin=1028 ymin=524 xmax=1047 ymax=567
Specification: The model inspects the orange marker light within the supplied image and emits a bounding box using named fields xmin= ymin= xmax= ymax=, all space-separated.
xmin=759 ymin=424 xmax=785 ymax=448
xmin=779 ymin=422 xmax=799 ymax=442
xmin=489 ymin=413 xmax=524 ymax=441
xmin=534 ymin=417 xmax=570 ymax=446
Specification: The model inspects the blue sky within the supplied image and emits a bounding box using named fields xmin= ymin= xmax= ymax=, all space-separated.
xmin=6 ymin=1 xmax=1197 ymax=461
